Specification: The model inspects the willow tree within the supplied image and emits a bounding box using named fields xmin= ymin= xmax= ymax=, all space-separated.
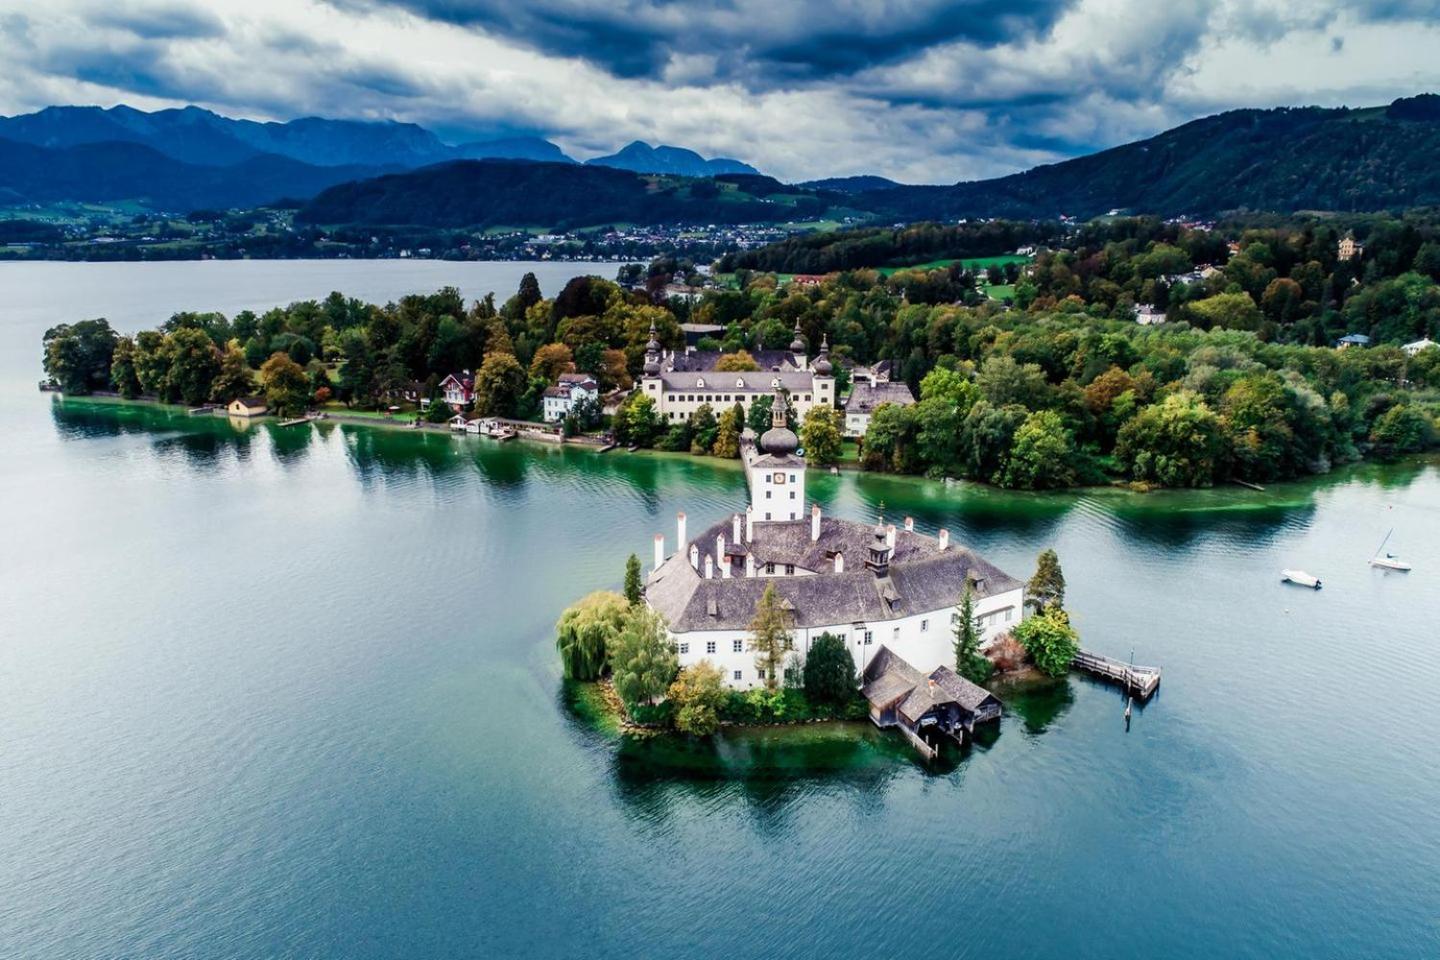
xmin=747 ymin=584 xmax=793 ymax=691
xmin=554 ymin=590 xmax=629 ymax=681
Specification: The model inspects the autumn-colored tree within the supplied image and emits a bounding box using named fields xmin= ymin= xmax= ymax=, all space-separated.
xmin=715 ymin=350 xmax=760 ymax=372
xmin=529 ymin=342 xmax=575 ymax=382
xmin=210 ymin=339 xmax=256 ymax=403
xmin=712 ymin=403 xmax=743 ymax=458
xmin=747 ymin=584 xmax=793 ymax=691
xmin=667 ymin=662 xmax=728 ymax=736
xmin=473 ymin=352 xmax=527 ymax=416
xmin=259 ymin=351 xmax=310 ymax=415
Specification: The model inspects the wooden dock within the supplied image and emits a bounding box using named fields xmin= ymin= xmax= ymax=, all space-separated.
xmin=1072 ymin=649 xmax=1162 ymax=700
xmin=278 ymin=417 xmax=310 ymax=427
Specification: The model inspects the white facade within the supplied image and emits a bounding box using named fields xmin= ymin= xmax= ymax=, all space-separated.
xmin=670 ymin=588 xmax=1024 ymax=691
xmin=750 ymin=465 xmax=806 ymax=522
xmin=642 ymin=371 xmax=833 ymax=423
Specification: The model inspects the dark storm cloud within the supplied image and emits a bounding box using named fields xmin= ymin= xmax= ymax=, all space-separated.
xmin=332 ymin=0 xmax=1080 ymax=84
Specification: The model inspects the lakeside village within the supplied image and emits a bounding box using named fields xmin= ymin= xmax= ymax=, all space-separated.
xmin=40 ymin=217 xmax=1440 ymax=495
xmin=556 ymin=390 xmax=1160 ymax=756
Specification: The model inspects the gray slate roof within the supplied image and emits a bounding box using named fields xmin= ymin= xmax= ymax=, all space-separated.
xmin=845 ymin=381 xmax=916 ymax=414
xmin=660 ymin=370 xmax=816 ymax=393
xmin=861 ymin=646 xmax=1000 ymax=723
xmin=646 ymin=516 xmax=1022 ymax=632
xmin=668 ymin=349 xmax=802 ymax=373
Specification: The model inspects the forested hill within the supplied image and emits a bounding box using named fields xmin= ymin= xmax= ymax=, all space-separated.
xmin=295 ymin=160 xmax=836 ymax=229
xmin=0 ymin=138 xmax=390 ymax=211
xmin=866 ymin=97 xmax=1440 ymax=221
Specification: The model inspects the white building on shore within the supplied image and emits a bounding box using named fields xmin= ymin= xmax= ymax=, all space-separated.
xmin=645 ymin=391 xmax=1028 ymax=690
xmin=639 ymin=320 xmax=835 ymax=424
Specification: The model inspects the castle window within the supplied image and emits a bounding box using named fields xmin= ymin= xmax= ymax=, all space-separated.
xmin=733 ymin=639 xmax=743 ymax=652
xmin=789 ymin=491 xmax=796 ymax=499
xmin=679 ymin=643 xmax=689 ymax=655
xmin=734 ymin=670 xmax=743 ymax=681
xmin=706 ymin=641 xmax=716 ymax=654
xmin=921 ymin=619 xmax=929 ymax=632
xmin=863 ymin=631 xmax=873 ymax=645
xmin=892 ymin=627 xmax=900 ymax=641
xmin=765 ymin=562 xmax=775 ymax=574
xmin=785 ymin=564 xmax=794 ymax=575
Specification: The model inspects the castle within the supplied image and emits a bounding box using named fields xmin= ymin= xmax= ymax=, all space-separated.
xmin=639 ymin=320 xmax=835 ymax=425
xmin=644 ymin=391 xmax=1028 ymax=690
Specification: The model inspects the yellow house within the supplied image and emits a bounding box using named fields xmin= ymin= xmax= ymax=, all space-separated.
xmin=228 ymin=395 xmax=268 ymax=417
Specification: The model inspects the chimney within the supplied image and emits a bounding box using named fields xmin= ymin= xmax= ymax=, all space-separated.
xmin=721 ymin=554 xmax=732 ymax=579
xmin=704 ymin=555 xmax=714 ymax=580
xmin=833 ymin=553 xmax=845 ymax=574
xmin=811 ymin=504 xmax=822 ymax=542
xmin=886 ymin=524 xmax=896 ymax=550
xmin=938 ymin=529 xmax=949 ymax=551
xmin=745 ymin=555 xmax=756 ymax=578
xmin=904 ymin=516 xmax=914 ymax=532
xmin=745 ymin=506 xmax=754 ymax=542
xmin=732 ymin=513 xmax=742 ymax=543
xmin=677 ymin=512 xmax=687 ymax=550
xmin=689 ymin=544 xmax=699 ymax=570
xmin=653 ymin=534 xmax=664 ymax=571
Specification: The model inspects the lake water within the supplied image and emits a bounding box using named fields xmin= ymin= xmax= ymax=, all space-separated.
xmin=2 ymin=262 xmax=1437 ymax=959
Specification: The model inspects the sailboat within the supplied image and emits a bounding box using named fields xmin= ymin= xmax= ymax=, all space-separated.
xmin=1369 ymin=529 xmax=1413 ymax=571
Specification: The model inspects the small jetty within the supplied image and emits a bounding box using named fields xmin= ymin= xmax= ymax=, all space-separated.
xmin=278 ymin=417 xmax=310 ymax=427
xmin=1071 ymin=649 xmax=1162 ymax=700
xmin=1233 ymin=478 xmax=1266 ymax=491
xmin=188 ymin=404 xmax=216 ymax=415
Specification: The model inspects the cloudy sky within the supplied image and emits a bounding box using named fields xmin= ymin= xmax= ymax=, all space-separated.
xmin=1 ymin=0 xmax=1439 ymax=182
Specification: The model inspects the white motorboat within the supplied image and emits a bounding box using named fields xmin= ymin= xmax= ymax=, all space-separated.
xmin=1281 ymin=569 xmax=1322 ymax=589
xmin=1369 ymin=529 xmax=1412 ymax=571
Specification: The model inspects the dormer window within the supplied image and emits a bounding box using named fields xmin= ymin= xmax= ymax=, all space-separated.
xmin=736 ymin=378 xmax=745 ymax=388
xmin=696 ymin=377 xmax=705 ymax=388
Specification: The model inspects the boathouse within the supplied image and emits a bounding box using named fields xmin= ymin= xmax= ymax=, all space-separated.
xmin=227 ymin=396 xmax=267 ymax=417
xmin=861 ymin=646 xmax=1001 ymax=755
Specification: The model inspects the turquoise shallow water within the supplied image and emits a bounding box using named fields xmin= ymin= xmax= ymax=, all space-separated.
xmin=2 ymin=262 xmax=1438 ymax=959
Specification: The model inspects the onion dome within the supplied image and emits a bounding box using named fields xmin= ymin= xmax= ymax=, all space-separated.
xmin=789 ymin=320 xmax=806 ymax=354
xmin=813 ymin=334 xmax=833 ymax=376
xmin=759 ymin=389 xmax=799 ymax=456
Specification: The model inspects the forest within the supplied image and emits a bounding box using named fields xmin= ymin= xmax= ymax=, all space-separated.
xmin=40 ymin=212 xmax=1440 ymax=489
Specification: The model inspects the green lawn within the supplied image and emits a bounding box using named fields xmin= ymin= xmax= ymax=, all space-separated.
xmin=320 ymin=403 xmax=418 ymax=422
xmin=878 ymin=253 xmax=1031 ymax=277
xmin=985 ymin=283 xmax=1016 ymax=300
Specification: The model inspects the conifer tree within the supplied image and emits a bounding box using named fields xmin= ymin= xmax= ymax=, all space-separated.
xmin=623 ymin=553 xmax=643 ymax=606
xmin=1027 ymin=548 xmax=1066 ymax=613
xmin=952 ymin=586 xmax=993 ymax=684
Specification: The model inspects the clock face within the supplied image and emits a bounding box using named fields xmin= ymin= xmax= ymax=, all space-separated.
xmin=773 ymin=472 xmax=786 ymax=483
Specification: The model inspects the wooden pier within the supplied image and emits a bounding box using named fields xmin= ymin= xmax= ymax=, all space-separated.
xmin=278 ymin=417 xmax=310 ymax=427
xmin=1071 ymin=649 xmax=1162 ymax=700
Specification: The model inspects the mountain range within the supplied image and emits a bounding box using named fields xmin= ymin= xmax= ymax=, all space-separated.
xmin=2 ymin=96 xmax=1439 ymax=227
xmin=0 ymin=104 xmax=761 ymax=179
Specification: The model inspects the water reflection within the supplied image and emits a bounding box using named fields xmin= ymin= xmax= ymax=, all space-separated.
xmin=995 ymin=675 xmax=1076 ymax=736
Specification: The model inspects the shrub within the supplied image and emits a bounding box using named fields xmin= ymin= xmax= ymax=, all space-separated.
xmin=667 ymin=662 xmax=728 ymax=736
xmin=1013 ymin=609 xmax=1080 ymax=677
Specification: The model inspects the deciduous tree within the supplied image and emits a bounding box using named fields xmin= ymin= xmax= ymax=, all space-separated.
xmin=747 ymin=584 xmax=793 ymax=691
xmin=667 ymin=662 xmax=727 ymax=736
xmin=609 ymin=606 xmax=679 ymax=709
xmin=554 ymin=590 xmax=629 ymax=681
